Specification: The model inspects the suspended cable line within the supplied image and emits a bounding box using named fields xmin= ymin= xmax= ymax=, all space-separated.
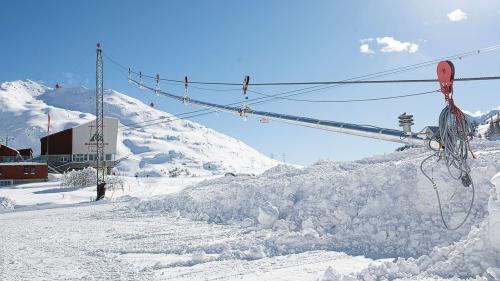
xmin=104 ymin=44 xmax=500 ymax=87
xmin=247 ymin=89 xmax=440 ymax=103
xmin=105 ymin=43 xmax=500 ymax=130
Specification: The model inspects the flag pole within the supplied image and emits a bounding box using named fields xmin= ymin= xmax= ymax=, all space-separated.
xmin=46 ymin=109 xmax=50 ymax=164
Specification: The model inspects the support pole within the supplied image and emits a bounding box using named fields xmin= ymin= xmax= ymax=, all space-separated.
xmin=95 ymin=43 xmax=106 ymax=200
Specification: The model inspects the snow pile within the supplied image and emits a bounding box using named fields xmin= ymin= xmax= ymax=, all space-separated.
xmin=0 ymin=80 xmax=277 ymax=176
xmin=350 ymin=172 xmax=500 ymax=280
xmin=136 ymin=141 xmax=500 ymax=258
xmin=0 ymin=196 xmax=15 ymax=210
xmin=60 ymin=167 xmax=97 ymax=188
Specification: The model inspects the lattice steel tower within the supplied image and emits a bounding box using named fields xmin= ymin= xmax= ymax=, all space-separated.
xmin=95 ymin=43 xmax=106 ymax=200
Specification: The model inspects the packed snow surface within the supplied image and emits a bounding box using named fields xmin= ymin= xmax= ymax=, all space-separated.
xmin=0 ymin=80 xmax=277 ymax=176
xmin=0 ymin=179 xmax=382 ymax=281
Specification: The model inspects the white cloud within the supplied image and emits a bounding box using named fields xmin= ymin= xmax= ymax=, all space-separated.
xmin=360 ymin=43 xmax=375 ymax=54
xmin=360 ymin=38 xmax=374 ymax=44
xmin=375 ymin=37 xmax=419 ymax=53
xmin=447 ymin=9 xmax=467 ymax=22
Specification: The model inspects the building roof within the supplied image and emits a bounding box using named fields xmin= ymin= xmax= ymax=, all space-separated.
xmin=40 ymin=117 xmax=120 ymax=140
xmin=0 ymin=144 xmax=21 ymax=157
xmin=40 ymin=127 xmax=72 ymax=141
xmin=0 ymin=162 xmax=47 ymax=166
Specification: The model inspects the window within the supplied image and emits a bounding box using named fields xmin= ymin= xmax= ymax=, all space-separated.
xmin=0 ymin=180 xmax=13 ymax=187
xmin=59 ymin=156 xmax=69 ymax=162
xmin=31 ymin=167 xmax=36 ymax=175
xmin=0 ymin=166 xmax=2 ymax=175
xmin=24 ymin=166 xmax=30 ymax=174
xmin=105 ymin=154 xmax=112 ymax=161
xmin=73 ymin=154 xmax=85 ymax=162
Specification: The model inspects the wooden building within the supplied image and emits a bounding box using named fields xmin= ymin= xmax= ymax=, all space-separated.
xmin=0 ymin=145 xmax=47 ymax=186
xmin=40 ymin=117 xmax=119 ymax=172
xmin=0 ymin=144 xmax=22 ymax=163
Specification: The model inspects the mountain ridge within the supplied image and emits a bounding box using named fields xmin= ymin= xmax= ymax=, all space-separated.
xmin=0 ymin=80 xmax=278 ymax=177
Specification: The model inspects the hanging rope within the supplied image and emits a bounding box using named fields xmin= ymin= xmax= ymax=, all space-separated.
xmin=420 ymin=60 xmax=476 ymax=230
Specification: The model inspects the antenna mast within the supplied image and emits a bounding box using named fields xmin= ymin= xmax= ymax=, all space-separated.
xmin=95 ymin=43 xmax=106 ymax=200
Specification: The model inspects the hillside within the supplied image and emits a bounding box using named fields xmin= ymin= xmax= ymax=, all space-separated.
xmin=466 ymin=107 xmax=500 ymax=140
xmin=0 ymin=80 xmax=278 ymax=176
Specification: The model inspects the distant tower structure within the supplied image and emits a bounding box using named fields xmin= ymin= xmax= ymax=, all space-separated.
xmin=95 ymin=43 xmax=106 ymax=200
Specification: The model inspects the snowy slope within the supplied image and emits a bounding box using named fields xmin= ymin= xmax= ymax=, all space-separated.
xmin=476 ymin=113 xmax=500 ymax=141
xmin=0 ymin=80 xmax=277 ymax=176
xmin=466 ymin=106 xmax=500 ymax=140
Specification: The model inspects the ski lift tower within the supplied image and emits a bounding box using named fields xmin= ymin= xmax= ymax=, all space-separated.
xmin=95 ymin=43 xmax=106 ymax=200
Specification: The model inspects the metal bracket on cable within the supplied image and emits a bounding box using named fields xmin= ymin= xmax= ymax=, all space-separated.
xmin=240 ymin=75 xmax=250 ymax=119
xmin=155 ymin=74 xmax=160 ymax=95
xmin=183 ymin=76 xmax=190 ymax=104
xmin=242 ymin=75 xmax=250 ymax=99
xmin=139 ymin=71 xmax=145 ymax=89
xmin=128 ymin=67 xmax=132 ymax=83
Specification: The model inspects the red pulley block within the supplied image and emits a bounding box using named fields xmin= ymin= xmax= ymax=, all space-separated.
xmin=437 ymin=60 xmax=455 ymax=95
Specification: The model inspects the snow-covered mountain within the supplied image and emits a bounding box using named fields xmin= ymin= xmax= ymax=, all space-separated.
xmin=0 ymin=80 xmax=278 ymax=176
xmin=465 ymin=107 xmax=500 ymax=140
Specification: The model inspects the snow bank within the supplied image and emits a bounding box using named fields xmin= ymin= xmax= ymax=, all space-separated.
xmin=350 ymin=171 xmax=500 ymax=280
xmin=136 ymin=141 xmax=500 ymax=258
xmin=0 ymin=196 xmax=15 ymax=211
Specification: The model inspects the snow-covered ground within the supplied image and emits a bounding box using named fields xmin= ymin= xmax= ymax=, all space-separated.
xmin=0 ymin=176 xmax=383 ymax=281
xmin=1 ymin=139 xmax=499 ymax=280
xmin=0 ymin=175 xmax=212 ymax=208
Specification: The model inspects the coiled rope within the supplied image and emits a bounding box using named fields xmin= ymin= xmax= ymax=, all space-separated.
xmin=420 ymin=92 xmax=476 ymax=230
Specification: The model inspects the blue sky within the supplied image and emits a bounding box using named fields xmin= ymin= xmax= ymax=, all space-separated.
xmin=1 ymin=1 xmax=500 ymax=165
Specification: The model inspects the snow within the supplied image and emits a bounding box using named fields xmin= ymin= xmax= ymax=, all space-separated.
xmin=0 ymin=175 xmax=212 ymax=208
xmin=134 ymin=140 xmax=500 ymax=259
xmin=0 ymin=191 xmax=381 ymax=280
xmin=2 ymin=79 xmax=500 ymax=280
xmin=1 ymin=140 xmax=498 ymax=280
xmin=466 ymin=106 xmax=500 ymax=140
xmin=0 ymin=196 xmax=15 ymax=210
xmin=0 ymin=80 xmax=278 ymax=177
